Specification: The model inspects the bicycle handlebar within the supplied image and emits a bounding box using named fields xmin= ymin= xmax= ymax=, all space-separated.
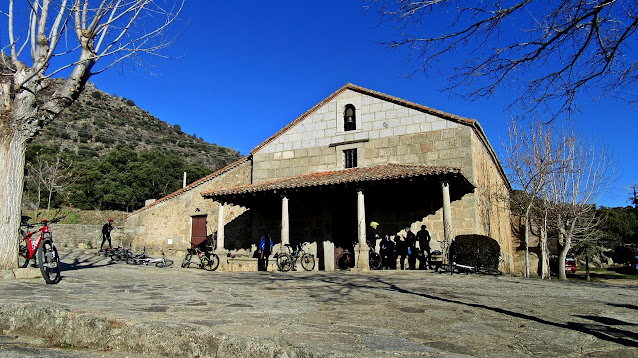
xmin=20 ymin=215 xmax=67 ymax=228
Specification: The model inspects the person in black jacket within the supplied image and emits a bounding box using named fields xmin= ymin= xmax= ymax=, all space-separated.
xmin=379 ymin=235 xmax=395 ymax=269
xmin=395 ymin=234 xmax=408 ymax=270
xmin=405 ymin=227 xmax=418 ymax=270
xmin=100 ymin=219 xmax=114 ymax=250
xmin=416 ymin=225 xmax=431 ymax=269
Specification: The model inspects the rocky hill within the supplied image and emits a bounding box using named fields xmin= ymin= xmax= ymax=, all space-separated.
xmin=32 ymin=81 xmax=242 ymax=169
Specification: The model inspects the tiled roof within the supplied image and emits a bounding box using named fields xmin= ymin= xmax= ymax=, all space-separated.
xmin=202 ymin=164 xmax=471 ymax=198
xmin=126 ymin=156 xmax=250 ymax=218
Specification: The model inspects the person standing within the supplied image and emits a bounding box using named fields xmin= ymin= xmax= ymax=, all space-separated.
xmin=405 ymin=227 xmax=418 ymax=270
xmin=379 ymin=235 xmax=396 ymax=270
xmin=101 ymin=219 xmax=114 ymax=250
xmin=416 ymin=225 xmax=431 ymax=269
xmin=395 ymin=234 xmax=408 ymax=270
xmin=258 ymin=231 xmax=274 ymax=271
xmin=366 ymin=221 xmax=380 ymax=249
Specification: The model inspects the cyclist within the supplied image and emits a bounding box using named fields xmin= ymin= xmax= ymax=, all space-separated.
xmin=366 ymin=221 xmax=380 ymax=248
xmin=416 ymin=225 xmax=431 ymax=269
xmin=101 ymin=218 xmax=114 ymax=250
xmin=405 ymin=227 xmax=418 ymax=270
xmin=379 ymin=235 xmax=396 ymax=269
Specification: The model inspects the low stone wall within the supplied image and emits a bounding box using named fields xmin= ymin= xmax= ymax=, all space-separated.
xmin=50 ymin=224 xmax=125 ymax=250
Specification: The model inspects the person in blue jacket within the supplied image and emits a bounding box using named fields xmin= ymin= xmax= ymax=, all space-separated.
xmin=258 ymin=231 xmax=274 ymax=271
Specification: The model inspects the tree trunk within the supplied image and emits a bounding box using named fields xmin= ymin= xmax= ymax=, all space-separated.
xmin=558 ymin=234 xmax=571 ymax=281
xmin=523 ymin=207 xmax=532 ymax=278
xmin=540 ymin=217 xmax=550 ymax=279
xmin=586 ymin=256 xmax=590 ymax=281
xmin=0 ymin=131 xmax=27 ymax=270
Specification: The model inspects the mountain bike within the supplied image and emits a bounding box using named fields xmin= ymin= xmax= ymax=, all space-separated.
xmin=126 ymin=246 xmax=149 ymax=264
xmin=98 ymin=246 xmax=126 ymax=261
xmin=438 ymin=261 xmax=503 ymax=276
xmin=18 ymin=215 xmax=64 ymax=284
xmin=181 ymin=244 xmax=219 ymax=271
xmin=275 ymin=243 xmax=315 ymax=272
xmin=127 ymin=248 xmax=173 ymax=267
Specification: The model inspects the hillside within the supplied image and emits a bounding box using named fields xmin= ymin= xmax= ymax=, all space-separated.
xmin=16 ymin=78 xmax=245 ymax=212
xmin=32 ymin=80 xmax=242 ymax=169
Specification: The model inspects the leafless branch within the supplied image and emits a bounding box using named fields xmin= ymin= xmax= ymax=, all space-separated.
xmin=367 ymin=0 xmax=638 ymax=119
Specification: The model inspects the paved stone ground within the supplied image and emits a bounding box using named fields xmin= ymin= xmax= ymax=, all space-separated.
xmin=1 ymin=249 xmax=637 ymax=357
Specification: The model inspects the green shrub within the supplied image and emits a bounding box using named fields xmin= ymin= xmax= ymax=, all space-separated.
xmin=451 ymin=234 xmax=501 ymax=268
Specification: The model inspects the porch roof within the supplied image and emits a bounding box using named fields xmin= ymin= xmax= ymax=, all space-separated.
xmin=201 ymin=164 xmax=474 ymax=203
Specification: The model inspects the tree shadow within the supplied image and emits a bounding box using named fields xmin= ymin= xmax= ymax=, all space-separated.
xmin=59 ymin=252 xmax=118 ymax=272
xmin=608 ymin=303 xmax=638 ymax=311
xmin=284 ymin=273 xmax=638 ymax=349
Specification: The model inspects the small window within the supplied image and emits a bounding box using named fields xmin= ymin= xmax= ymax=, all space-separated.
xmin=344 ymin=148 xmax=357 ymax=168
xmin=344 ymin=104 xmax=356 ymax=131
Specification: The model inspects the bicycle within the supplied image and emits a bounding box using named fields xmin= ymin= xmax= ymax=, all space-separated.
xmin=336 ymin=243 xmax=382 ymax=271
xmin=127 ymin=248 xmax=174 ymax=267
xmin=368 ymin=243 xmax=382 ymax=270
xmin=438 ymin=261 xmax=503 ymax=276
xmin=18 ymin=215 xmax=64 ymax=284
xmin=98 ymin=246 xmax=125 ymax=261
xmin=181 ymin=244 xmax=219 ymax=271
xmin=275 ymin=243 xmax=315 ymax=272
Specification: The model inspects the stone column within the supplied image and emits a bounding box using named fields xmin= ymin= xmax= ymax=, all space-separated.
xmin=355 ymin=189 xmax=369 ymax=270
xmin=281 ymin=195 xmax=290 ymax=246
xmin=216 ymin=202 xmax=225 ymax=250
xmin=323 ymin=241 xmax=335 ymax=271
xmin=441 ymin=181 xmax=453 ymax=264
xmin=215 ymin=202 xmax=227 ymax=271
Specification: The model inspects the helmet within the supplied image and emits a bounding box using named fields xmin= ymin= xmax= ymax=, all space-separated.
xmin=108 ymin=218 xmax=113 ymax=222
xmin=370 ymin=221 xmax=379 ymax=227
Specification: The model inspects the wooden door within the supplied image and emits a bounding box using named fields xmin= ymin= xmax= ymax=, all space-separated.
xmin=191 ymin=215 xmax=207 ymax=247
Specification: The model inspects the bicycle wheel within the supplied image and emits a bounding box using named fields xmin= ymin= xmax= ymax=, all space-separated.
xmin=300 ymin=253 xmax=315 ymax=271
xmin=369 ymin=251 xmax=382 ymax=270
xmin=438 ymin=263 xmax=455 ymax=274
xmin=276 ymin=253 xmax=293 ymax=272
xmin=181 ymin=252 xmax=193 ymax=268
xmin=156 ymin=259 xmax=173 ymax=268
xmin=478 ymin=267 xmax=503 ymax=276
xmin=208 ymin=253 xmax=220 ymax=271
xmin=18 ymin=239 xmax=30 ymax=268
xmin=37 ymin=239 xmax=61 ymax=284
xmin=337 ymin=252 xmax=353 ymax=271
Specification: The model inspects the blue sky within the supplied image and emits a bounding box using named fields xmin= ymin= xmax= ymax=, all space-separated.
xmin=82 ymin=1 xmax=636 ymax=208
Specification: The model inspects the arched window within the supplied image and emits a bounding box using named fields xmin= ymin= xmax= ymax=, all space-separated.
xmin=344 ymin=104 xmax=356 ymax=131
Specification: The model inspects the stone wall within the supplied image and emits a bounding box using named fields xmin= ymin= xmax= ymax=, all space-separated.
xmin=251 ymin=89 xmax=512 ymax=267
xmin=46 ymin=224 xmax=126 ymax=250
xmin=252 ymin=89 xmax=466 ymax=182
xmin=123 ymin=160 xmax=252 ymax=256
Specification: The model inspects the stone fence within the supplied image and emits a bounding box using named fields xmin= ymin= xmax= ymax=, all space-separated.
xmin=50 ymin=224 xmax=125 ymax=250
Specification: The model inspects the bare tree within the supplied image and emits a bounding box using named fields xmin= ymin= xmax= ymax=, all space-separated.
xmin=40 ymin=155 xmax=74 ymax=217
xmin=366 ymin=0 xmax=638 ymax=118
xmin=24 ymin=158 xmax=46 ymax=219
xmin=503 ymin=119 xmax=554 ymax=277
xmin=0 ymin=0 xmax=184 ymax=270
xmin=546 ymin=130 xmax=616 ymax=280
